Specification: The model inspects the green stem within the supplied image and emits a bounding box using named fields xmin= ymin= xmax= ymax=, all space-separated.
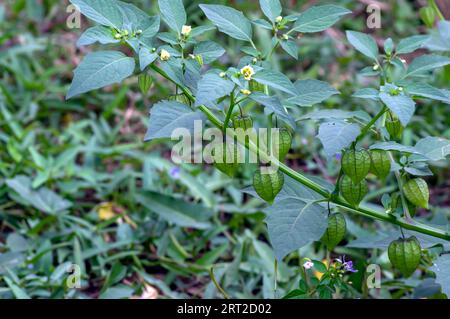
xmin=356 ymin=106 xmax=387 ymax=143
xmin=430 ymin=0 xmax=445 ymax=20
xmin=209 ymin=267 xmax=230 ymax=299
xmin=149 ymin=63 xmax=450 ymax=242
xmin=223 ymin=90 xmax=236 ymax=133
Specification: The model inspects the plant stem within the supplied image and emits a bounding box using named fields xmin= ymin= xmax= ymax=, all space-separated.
xmin=209 ymin=267 xmax=230 ymax=299
xmin=223 ymin=90 xmax=236 ymax=134
xmin=430 ymin=0 xmax=445 ymax=20
xmin=356 ymin=107 xmax=387 ymax=143
xmin=149 ymin=63 xmax=450 ymax=242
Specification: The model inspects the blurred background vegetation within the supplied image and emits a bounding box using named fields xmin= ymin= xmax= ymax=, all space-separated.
xmin=0 ymin=0 xmax=449 ymax=299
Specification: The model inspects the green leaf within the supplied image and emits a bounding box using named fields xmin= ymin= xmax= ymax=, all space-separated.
xmin=425 ymin=21 xmax=450 ymax=52
xmin=196 ymin=244 xmax=229 ymax=266
xmin=405 ymin=54 xmax=450 ymax=78
xmin=352 ymin=88 xmax=380 ymax=101
xmin=158 ymin=0 xmax=186 ymax=33
xmin=346 ymin=30 xmax=379 ymax=61
xmin=145 ymin=100 xmax=205 ymax=141
xmin=259 ymin=0 xmax=281 ymax=23
xmin=297 ymin=109 xmax=371 ymax=122
xmin=379 ymin=84 xmax=416 ymax=126
xmin=199 ymin=4 xmax=253 ymax=42
xmin=431 ymin=254 xmax=450 ymax=297
xmin=411 ymin=136 xmax=450 ymax=162
xmin=159 ymin=58 xmax=185 ymax=87
xmin=370 ymin=142 xmax=422 ymax=154
xmin=396 ymin=35 xmax=429 ymax=54
xmin=138 ymin=48 xmax=158 ymax=71
xmin=195 ymin=73 xmax=234 ymax=108
xmin=280 ymin=39 xmax=298 ymax=60
xmin=3 ymin=277 xmax=30 ymax=299
xmin=193 ymin=41 xmax=225 ymax=64
xmin=252 ymin=19 xmax=273 ymax=30
xmin=118 ymin=2 xmax=160 ymax=38
xmin=135 ymin=191 xmax=212 ymax=229
xmin=190 ymin=25 xmax=216 ymax=37
xmin=6 ymin=234 xmax=28 ymax=253
xmin=6 ymin=176 xmax=72 ymax=214
xmin=405 ymin=82 xmax=450 ymax=104
xmin=317 ymin=121 xmax=361 ymax=157
xmin=265 ymin=198 xmax=328 ymax=260
xmin=67 ymin=51 xmax=135 ymax=99
xmin=292 ymin=5 xmax=350 ymax=33
xmin=157 ymin=32 xmax=178 ymax=45
xmin=287 ymin=79 xmax=339 ymax=106
xmin=70 ymin=0 xmax=123 ymax=28
xmin=249 ymin=93 xmax=296 ymax=129
xmin=99 ymin=285 xmax=134 ymax=299
xmin=77 ymin=26 xmax=118 ymax=47
xmin=253 ymin=69 xmax=297 ymax=96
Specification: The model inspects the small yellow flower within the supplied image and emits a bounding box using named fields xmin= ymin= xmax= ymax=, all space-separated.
xmin=219 ymin=72 xmax=226 ymax=78
xmin=240 ymin=89 xmax=251 ymax=95
xmin=160 ymin=49 xmax=171 ymax=61
xmin=240 ymin=65 xmax=255 ymax=81
xmin=181 ymin=25 xmax=192 ymax=36
xmin=275 ymin=16 xmax=283 ymax=23
xmin=98 ymin=202 xmax=115 ymax=220
xmin=282 ymin=34 xmax=289 ymax=40
xmin=373 ymin=64 xmax=379 ymax=71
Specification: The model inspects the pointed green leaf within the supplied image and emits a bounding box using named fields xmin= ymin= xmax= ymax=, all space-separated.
xmin=199 ymin=4 xmax=252 ymax=42
xmin=292 ymin=5 xmax=350 ymax=33
xmin=77 ymin=25 xmax=118 ymax=47
xmin=250 ymin=93 xmax=296 ymax=128
xmin=145 ymin=100 xmax=205 ymax=141
xmin=317 ymin=121 xmax=361 ymax=157
xmin=265 ymin=198 xmax=328 ymax=260
xmin=397 ymin=35 xmax=429 ymax=54
xmin=259 ymin=0 xmax=282 ymax=23
xmin=346 ymin=30 xmax=379 ymax=61
xmin=287 ymin=79 xmax=339 ymax=106
xmin=193 ymin=41 xmax=225 ymax=64
xmin=379 ymin=84 xmax=416 ymax=126
xmin=67 ymin=51 xmax=135 ymax=99
xmin=280 ymin=39 xmax=298 ymax=59
xmin=405 ymin=54 xmax=450 ymax=78
xmin=158 ymin=0 xmax=186 ymax=33
xmin=135 ymin=191 xmax=212 ymax=229
xmin=195 ymin=73 xmax=234 ymax=108
xmin=253 ymin=69 xmax=297 ymax=96
xmin=405 ymin=82 xmax=450 ymax=104
xmin=70 ymin=0 xmax=123 ymax=28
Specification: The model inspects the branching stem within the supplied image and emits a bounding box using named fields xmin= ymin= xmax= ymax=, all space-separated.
xmin=149 ymin=64 xmax=450 ymax=242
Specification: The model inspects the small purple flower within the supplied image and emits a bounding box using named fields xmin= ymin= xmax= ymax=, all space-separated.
xmin=169 ymin=167 xmax=181 ymax=179
xmin=343 ymin=260 xmax=357 ymax=273
xmin=335 ymin=153 xmax=342 ymax=161
xmin=337 ymin=255 xmax=358 ymax=273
